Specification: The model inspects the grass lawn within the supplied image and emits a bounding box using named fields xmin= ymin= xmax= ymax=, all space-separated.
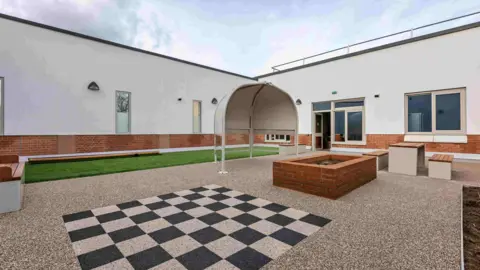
xmin=25 ymin=147 xmax=278 ymax=183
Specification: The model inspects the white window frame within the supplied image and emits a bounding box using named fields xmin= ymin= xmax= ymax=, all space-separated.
xmin=332 ymin=100 xmax=365 ymax=145
xmin=0 ymin=77 xmax=3 ymax=135
xmin=264 ymin=134 xmax=291 ymax=143
xmin=404 ymin=88 xmax=466 ymax=135
xmin=193 ymin=100 xmax=202 ymax=134
xmin=115 ymin=90 xmax=131 ymax=134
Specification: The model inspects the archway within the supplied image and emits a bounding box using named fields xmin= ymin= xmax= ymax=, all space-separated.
xmin=214 ymin=82 xmax=299 ymax=173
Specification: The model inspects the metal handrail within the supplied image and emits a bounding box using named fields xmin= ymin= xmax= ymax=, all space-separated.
xmin=271 ymin=11 xmax=480 ymax=72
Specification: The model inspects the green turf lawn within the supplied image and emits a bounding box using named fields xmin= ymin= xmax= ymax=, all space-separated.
xmin=25 ymin=147 xmax=278 ymax=183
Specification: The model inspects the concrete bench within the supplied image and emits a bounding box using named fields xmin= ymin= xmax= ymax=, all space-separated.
xmin=0 ymin=155 xmax=25 ymax=214
xmin=363 ymin=150 xmax=388 ymax=171
xmin=28 ymin=150 xmax=160 ymax=163
xmin=279 ymin=144 xmax=308 ymax=156
xmin=428 ymin=154 xmax=454 ymax=180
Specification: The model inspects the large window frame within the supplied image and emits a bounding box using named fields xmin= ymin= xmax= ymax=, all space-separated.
xmin=404 ymin=88 xmax=465 ymax=135
xmin=115 ymin=90 xmax=131 ymax=134
xmin=193 ymin=100 xmax=202 ymax=134
xmin=0 ymin=77 xmax=3 ymax=135
xmin=312 ymin=98 xmax=366 ymax=146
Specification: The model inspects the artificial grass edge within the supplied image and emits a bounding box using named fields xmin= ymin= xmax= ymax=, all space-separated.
xmin=25 ymin=151 xmax=277 ymax=184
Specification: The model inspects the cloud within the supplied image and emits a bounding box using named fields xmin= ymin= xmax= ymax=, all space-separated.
xmin=1 ymin=0 xmax=480 ymax=76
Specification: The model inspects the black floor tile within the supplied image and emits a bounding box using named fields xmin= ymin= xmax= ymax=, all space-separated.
xmin=300 ymin=214 xmax=331 ymax=227
xmin=96 ymin=211 xmax=127 ymax=224
xmin=177 ymin=247 xmax=222 ymax=270
xmin=209 ymin=194 xmax=230 ymax=201
xmin=232 ymin=213 xmax=261 ymax=226
xmin=158 ymin=193 xmax=179 ymax=200
xmin=262 ymin=203 xmax=288 ymax=213
xmin=127 ymin=246 xmax=172 ymax=270
xmin=77 ymin=245 xmax=124 ymax=270
xmin=190 ymin=187 xmax=208 ymax=192
xmin=204 ymin=202 xmax=229 ymax=211
xmin=198 ymin=213 xmax=228 ymax=225
xmin=235 ymin=194 xmax=256 ymax=202
xmin=230 ymin=227 xmax=266 ymax=245
xmin=69 ymin=225 xmax=106 ymax=242
xmin=130 ymin=212 xmax=160 ymax=224
xmin=145 ymin=201 xmax=170 ymax=210
xmin=212 ymin=187 xmax=231 ymax=193
xmin=163 ymin=212 xmax=194 ymax=224
xmin=108 ymin=226 xmax=145 ymax=243
xmin=270 ymin=228 xmax=306 ymax=246
xmin=117 ymin=200 xmax=142 ymax=210
xmin=184 ymin=193 xmax=205 ymax=201
xmin=234 ymin=203 xmax=258 ymax=212
xmin=63 ymin=210 xmax=94 ymax=223
xmin=175 ymin=202 xmax=200 ymax=211
xmin=149 ymin=226 xmax=185 ymax=244
xmin=189 ymin=227 xmax=225 ymax=244
xmin=227 ymin=247 xmax=271 ymax=270
xmin=266 ymin=214 xmax=295 ymax=226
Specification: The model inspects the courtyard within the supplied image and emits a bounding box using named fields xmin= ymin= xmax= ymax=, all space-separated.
xmin=0 ymin=153 xmax=469 ymax=269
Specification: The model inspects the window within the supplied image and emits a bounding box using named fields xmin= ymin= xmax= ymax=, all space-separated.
xmin=333 ymin=99 xmax=364 ymax=143
xmin=116 ymin=91 xmax=131 ymax=134
xmin=405 ymin=88 xmax=465 ymax=134
xmin=265 ymin=134 xmax=291 ymax=142
xmin=193 ymin=100 xmax=202 ymax=133
xmin=0 ymin=77 xmax=3 ymax=135
xmin=313 ymin=101 xmax=331 ymax=111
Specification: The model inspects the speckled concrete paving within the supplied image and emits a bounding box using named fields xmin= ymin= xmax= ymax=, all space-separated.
xmin=0 ymin=154 xmax=464 ymax=269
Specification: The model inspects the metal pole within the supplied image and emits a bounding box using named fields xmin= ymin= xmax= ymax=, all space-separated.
xmin=410 ymin=29 xmax=414 ymax=38
xmin=249 ymin=117 xmax=253 ymax=159
xmin=219 ymin=132 xmax=227 ymax=174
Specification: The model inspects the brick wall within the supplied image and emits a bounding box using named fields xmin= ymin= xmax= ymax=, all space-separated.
xmin=1 ymin=133 xmax=479 ymax=156
xmin=332 ymin=134 xmax=480 ymax=154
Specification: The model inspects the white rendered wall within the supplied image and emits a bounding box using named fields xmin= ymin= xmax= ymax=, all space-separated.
xmin=260 ymin=27 xmax=480 ymax=135
xmin=0 ymin=18 xmax=254 ymax=135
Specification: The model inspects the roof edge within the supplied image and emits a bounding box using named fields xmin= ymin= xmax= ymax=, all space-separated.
xmin=0 ymin=13 xmax=256 ymax=81
xmin=255 ymin=20 xmax=480 ymax=79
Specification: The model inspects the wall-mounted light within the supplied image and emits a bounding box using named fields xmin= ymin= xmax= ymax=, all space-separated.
xmin=87 ymin=81 xmax=100 ymax=91
xmin=295 ymin=99 xmax=302 ymax=105
xmin=374 ymin=94 xmax=380 ymax=98
xmin=211 ymin=98 xmax=218 ymax=105
xmin=177 ymin=97 xmax=182 ymax=102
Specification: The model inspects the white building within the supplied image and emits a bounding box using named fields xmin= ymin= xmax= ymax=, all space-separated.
xmin=1 ymin=13 xmax=479 ymax=158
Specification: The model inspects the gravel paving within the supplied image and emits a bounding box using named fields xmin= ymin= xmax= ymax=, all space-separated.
xmin=0 ymin=154 xmax=464 ymax=269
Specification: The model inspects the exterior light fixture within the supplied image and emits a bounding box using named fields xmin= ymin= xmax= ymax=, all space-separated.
xmin=87 ymin=81 xmax=100 ymax=91
xmin=296 ymin=99 xmax=302 ymax=105
xmin=211 ymin=98 xmax=218 ymax=105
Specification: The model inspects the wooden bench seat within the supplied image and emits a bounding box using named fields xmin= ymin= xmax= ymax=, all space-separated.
xmin=363 ymin=150 xmax=388 ymax=170
xmin=0 ymin=155 xmax=25 ymax=214
xmin=429 ymin=154 xmax=454 ymax=163
xmin=428 ymin=154 xmax=454 ymax=180
xmin=28 ymin=151 xmax=160 ymax=163
xmin=363 ymin=150 xmax=388 ymax=157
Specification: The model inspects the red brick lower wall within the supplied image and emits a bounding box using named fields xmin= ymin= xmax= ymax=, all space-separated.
xmin=332 ymin=134 xmax=480 ymax=153
xmin=1 ymin=133 xmax=478 ymax=156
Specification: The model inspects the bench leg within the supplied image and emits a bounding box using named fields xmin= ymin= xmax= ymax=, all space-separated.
xmin=0 ymin=180 xmax=22 ymax=213
xmin=428 ymin=161 xmax=452 ymax=180
xmin=377 ymin=155 xmax=388 ymax=171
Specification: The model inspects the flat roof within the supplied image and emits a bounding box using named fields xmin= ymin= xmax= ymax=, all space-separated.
xmin=0 ymin=13 xmax=256 ymax=81
xmin=256 ymin=20 xmax=480 ymax=79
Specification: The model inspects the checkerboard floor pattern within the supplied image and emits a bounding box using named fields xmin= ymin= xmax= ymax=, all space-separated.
xmin=63 ymin=185 xmax=332 ymax=270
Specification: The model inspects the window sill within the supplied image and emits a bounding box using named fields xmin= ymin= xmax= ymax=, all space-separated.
xmin=404 ymin=134 xmax=467 ymax=143
xmin=332 ymin=141 xmax=367 ymax=146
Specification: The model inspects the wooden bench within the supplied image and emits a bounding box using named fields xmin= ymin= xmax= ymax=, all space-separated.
xmin=363 ymin=150 xmax=389 ymax=171
xmin=428 ymin=154 xmax=454 ymax=180
xmin=28 ymin=151 xmax=160 ymax=164
xmin=0 ymin=155 xmax=25 ymax=214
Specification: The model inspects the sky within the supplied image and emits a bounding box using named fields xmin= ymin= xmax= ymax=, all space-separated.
xmin=0 ymin=0 xmax=479 ymax=77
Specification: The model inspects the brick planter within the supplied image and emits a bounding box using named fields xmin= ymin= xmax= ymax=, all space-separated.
xmin=273 ymin=153 xmax=377 ymax=199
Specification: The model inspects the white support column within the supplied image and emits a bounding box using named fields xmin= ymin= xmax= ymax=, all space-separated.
xmin=295 ymin=130 xmax=299 ymax=156
xmin=219 ymin=133 xmax=227 ymax=174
